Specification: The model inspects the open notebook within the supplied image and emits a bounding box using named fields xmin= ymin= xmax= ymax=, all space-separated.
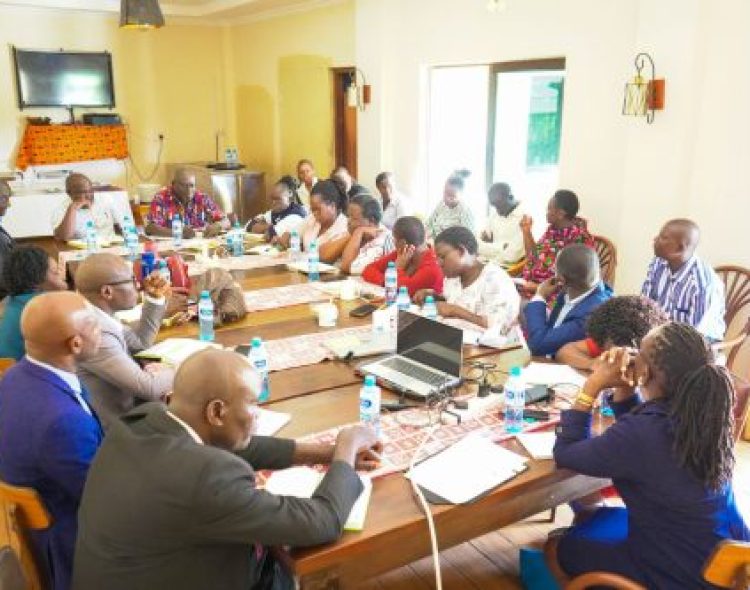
xmin=264 ymin=467 xmax=372 ymax=531
xmin=135 ymin=338 xmax=222 ymax=366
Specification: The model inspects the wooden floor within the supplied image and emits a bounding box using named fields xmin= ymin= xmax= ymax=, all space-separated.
xmin=360 ymin=441 xmax=750 ymax=589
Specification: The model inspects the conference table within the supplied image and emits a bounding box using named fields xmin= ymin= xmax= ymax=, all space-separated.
xmin=60 ymin=243 xmax=610 ymax=589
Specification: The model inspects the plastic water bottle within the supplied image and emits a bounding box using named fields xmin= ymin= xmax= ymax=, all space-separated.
xmin=248 ymin=337 xmax=271 ymax=403
xmin=172 ymin=214 xmax=183 ymax=248
xmin=157 ymin=260 xmax=171 ymax=284
xmin=423 ymin=295 xmax=438 ymax=320
xmin=308 ymin=240 xmax=320 ymax=282
xmin=359 ymin=375 xmax=381 ymax=435
xmin=198 ymin=290 xmax=214 ymax=342
xmin=384 ymin=261 xmax=398 ymax=305
xmin=504 ymin=366 xmax=526 ymax=433
xmin=231 ymin=221 xmax=244 ymax=257
xmin=85 ymin=220 xmax=98 ymax=253
xmin=600 ymin=389 xmax=615 ymax=417
xmin=396 ymin=286 xmax=411 ymax=311
xmin=125 ymin=227 xmax=139 ymax=261
xmin=289 ymin=230 xmax=301 ymax=261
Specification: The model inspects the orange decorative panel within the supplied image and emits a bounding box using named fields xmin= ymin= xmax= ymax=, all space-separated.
xmin=15 ymin=124 xmax=129 ymax=170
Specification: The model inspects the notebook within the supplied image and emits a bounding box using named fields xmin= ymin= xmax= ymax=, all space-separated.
xmin=255 ymin=408 xmax=291 ymax=436
xmin=264 ymin=467 xmax=372 ymax=531
xmin=286 ymin=260 xmax=338 ymax=274
xmin=406 ymin=432 xmax=527 ymax=504
xmin=135 ymin=338 xmax=222 ymax=366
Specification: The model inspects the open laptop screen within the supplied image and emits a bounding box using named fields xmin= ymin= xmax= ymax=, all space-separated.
xmin=396 ymin=311 xmax=463 ymax=377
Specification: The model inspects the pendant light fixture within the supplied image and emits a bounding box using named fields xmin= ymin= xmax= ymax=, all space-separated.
xmin=120 ymin=0 xmax=165 ymax=30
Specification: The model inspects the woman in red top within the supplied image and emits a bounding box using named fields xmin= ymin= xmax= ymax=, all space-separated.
xmin=362 ymin=216 xmax=444 ymax=296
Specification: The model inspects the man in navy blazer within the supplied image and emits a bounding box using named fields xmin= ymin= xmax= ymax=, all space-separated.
xmin=0 ymin=292 xmax=103 ymax=590
xmin=525 ymin=244 xmax=613 ymax=357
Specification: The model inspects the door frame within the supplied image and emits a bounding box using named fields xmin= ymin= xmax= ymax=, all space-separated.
xmin=331 ymin=66 xmax=358 ymax=178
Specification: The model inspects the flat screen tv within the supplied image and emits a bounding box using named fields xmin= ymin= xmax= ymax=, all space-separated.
xmin=13 ymin=47 xmax=115 ymax=109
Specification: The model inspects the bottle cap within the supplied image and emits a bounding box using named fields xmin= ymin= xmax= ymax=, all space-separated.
xmin=251 ymin=337 xmax=262 ymax=347
xmin=399 ymin=286 xmax=407 ymax=293
xmin=200 ymin=290 xmax=210 ymax=298
xmin=86 ymin=220 xmax=94 ymax=227
xmin=510 ymin=366 xmax=522 ymax=377
xmin=425 ymin=295 xmax=434 ymax=303
xmin=387 ymin=261 xmax=395 ymax=268
xmin=364 ymin=375 xmax=376 ymax=386
xmin=158 ymin=260 xmax=167 ymax=268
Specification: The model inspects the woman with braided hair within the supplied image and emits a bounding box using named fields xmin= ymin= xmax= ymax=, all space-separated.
xmin=546 ymin=322 xmax=749 ymax=588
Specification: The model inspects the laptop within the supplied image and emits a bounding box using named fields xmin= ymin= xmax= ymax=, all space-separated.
xmin=358 ymin=311 xmax=463 ymax=397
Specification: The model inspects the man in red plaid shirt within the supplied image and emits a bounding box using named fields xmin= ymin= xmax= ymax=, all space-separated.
xmin=145 ymin=169 xmax=231 ymax=238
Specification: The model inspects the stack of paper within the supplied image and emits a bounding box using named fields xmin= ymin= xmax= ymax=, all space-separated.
xmin=406 ymin=433 xmax=527 ymax=504
xmin=286 ymin=260 xmax=338 ymax=275
xmin=516 ymin=431 xmax=556 ymax=460
xmin=323 ymin=332 xmax=395 ymax=359
xmin=264 ymin=467 xmax=372 ymax=531
xmin=523 ymin=362 xmax=586 ymax=388
xmin=135 ymin=338 xmax=222 ymax=366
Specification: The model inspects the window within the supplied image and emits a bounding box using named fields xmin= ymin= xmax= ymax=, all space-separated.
xmin=427 ymin=59 xmax=566 ymax=226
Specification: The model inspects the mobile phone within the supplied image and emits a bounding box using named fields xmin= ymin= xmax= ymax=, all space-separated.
xmin=349 ymin=303 xmax=378 ymax=317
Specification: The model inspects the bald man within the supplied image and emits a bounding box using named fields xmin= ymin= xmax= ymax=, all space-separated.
xmin=73 ymin=349 xmax=380 ymax=590
xmin=0 ymin=179 xmax=15 ymax=299
xmin=641 ymin=219 xmax=725 ymax=341
xmin=145 ymin=168 xmax=229 ymax=239
xmin=0 ymin=292 xmax=103 ymax=590
xmin=52 ymin=173 xmax=123 ymax=241
xmin=74 ymin=253 xmax=174 ymax=429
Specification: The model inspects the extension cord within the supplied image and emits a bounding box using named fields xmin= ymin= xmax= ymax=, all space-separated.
xmin=440 ymin=393 xmax=504 ymax=425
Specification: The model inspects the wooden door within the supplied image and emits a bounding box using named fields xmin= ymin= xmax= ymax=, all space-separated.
xmin=332 ymin=68 xmax=358 ymax=178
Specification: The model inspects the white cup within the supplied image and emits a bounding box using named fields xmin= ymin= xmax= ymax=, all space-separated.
xmin=339 ymin=279 xmax=358 ymax=301
xmin=317 ymin=302 xmax=338 ymax=327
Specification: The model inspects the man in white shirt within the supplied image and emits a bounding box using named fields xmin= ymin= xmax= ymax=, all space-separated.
xmin=75 ymin=253 xmax=174 ymax=429
xmin=52 ymin=173 xmax=123 ymax=241
xmin=478 ymin=182 xmax=525 ymax=266
xmin=340 ymin=194 xmax=395 ymax=275
xmin=376 ymin=171 xmax=411 ymax=230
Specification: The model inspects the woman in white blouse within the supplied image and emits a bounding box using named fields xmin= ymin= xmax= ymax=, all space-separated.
xmin=279 ymin=178 xmax=349 ymax=263
xmin=414 ymin=225 xmax=520 ymax=333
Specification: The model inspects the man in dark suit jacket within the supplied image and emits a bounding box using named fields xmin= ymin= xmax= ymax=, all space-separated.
xmin=0 ymin=180 xmax=15 ymax=300
xmin=73 ymin=349 xmax=381 ymax=590
xmin=525 ymin=244 xmax=613 ymax=356
xmin=0 ymin=292 xmax=104 ymax=590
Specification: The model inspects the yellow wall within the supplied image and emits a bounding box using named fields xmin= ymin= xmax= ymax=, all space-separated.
xmin=0 ymin=5 xmax=231 ymax=190
xmin=230 ymin=1 xmax=355 ymax=183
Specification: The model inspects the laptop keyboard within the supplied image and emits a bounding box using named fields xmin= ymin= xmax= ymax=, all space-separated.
xmin=381 ymin=357 xmax=451 ymax=388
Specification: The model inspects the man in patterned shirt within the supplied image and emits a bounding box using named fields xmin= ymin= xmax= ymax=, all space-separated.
xmin=641 ymin=219 xmax=725 ymax=342
xmin=145 ymin=168 xmax=229 ymax=238
xmin=519 ymin=189 xmax=594 ymax=296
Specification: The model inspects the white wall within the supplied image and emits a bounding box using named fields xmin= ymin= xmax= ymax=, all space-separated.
xmin=355 ymin=0 xmax=750 ymax=293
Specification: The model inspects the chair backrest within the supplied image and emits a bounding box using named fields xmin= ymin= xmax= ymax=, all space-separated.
xmin=593 ymin=235 xmax=617 ymax=288
xmin=0 ymin=482 xmax=51 ymax=590
xmin=0 ymin=359 xmax=15 ymax=379
xmin=731 ymin=374 xmax=750 ymax=444
xmin=715 ymin=266 xmax=750 ymax=377
xmin=703 ymin=540 xmax=750 ymax=589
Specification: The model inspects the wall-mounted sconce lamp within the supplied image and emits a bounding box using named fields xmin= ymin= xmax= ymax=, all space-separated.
xmin=346 ymin=68 xmax=371 ymax=111
xmin=622 ymin=52 xmax=665 ymax=123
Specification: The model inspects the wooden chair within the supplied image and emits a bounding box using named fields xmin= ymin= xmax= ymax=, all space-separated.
xmin=715 ymin=266 xmax=750 ymax=376
xmin=731 ymin=373 xmax=750 ymax=444
xmin=703 ymin=540 xmax=750 ymax=589
xmin=565 ymin=572 xmax=646 ymax=589
xmin=0 ymin=482 xmax=51 ymax=590
xmin=0 ymin=546 xmax=27 ymax=590
xmin=0 ymin=359 xmax=15 ymax=380
xmin=593 ymin=235 xmax=617 ymax=288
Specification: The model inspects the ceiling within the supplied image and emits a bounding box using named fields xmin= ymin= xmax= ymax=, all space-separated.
xmin=0 ymin=0 xmax=342 ymax=23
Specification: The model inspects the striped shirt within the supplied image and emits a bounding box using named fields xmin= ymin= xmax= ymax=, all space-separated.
xmin=348 ymin=226 xmax=396 ymax=275
xmin=426 ymin=201 xmax=475 ymax=239
xmin=641 ymin=256 xmax=725 ymax=341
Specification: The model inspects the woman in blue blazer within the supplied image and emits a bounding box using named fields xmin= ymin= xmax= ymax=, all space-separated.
xmin=547 ymin=322 xmax=749 ymax=588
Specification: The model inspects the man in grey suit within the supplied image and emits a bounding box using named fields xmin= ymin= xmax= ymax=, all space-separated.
xmin=72 ymin=349 xmax=381 ymax=590
xmin=75 ymin=253 xmax=174 ymax=429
